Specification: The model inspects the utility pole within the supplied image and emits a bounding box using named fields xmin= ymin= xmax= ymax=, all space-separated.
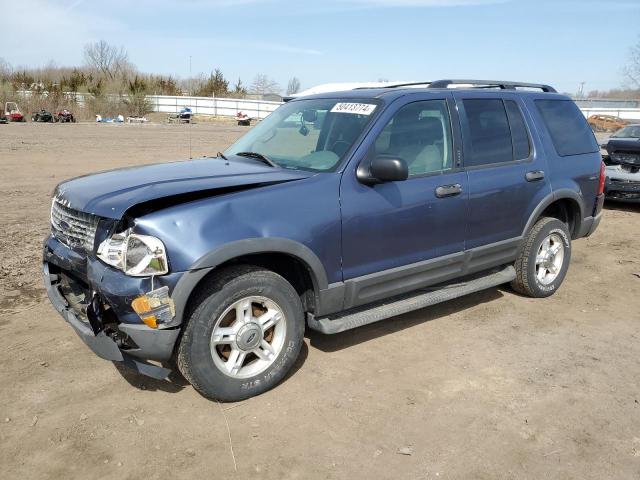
xmin=578 ymin=81 xmax=585 ymax=98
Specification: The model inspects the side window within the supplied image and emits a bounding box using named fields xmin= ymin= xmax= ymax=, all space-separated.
xmin=535 ymin=99 xmax=598 ymax=156
xmin=463 ymin=99 xmax=513 ymax=166
xmin=374 ymin=100 xmax=453 ymax=177
xmin=504 ymin=100 xmax=531 ymax=160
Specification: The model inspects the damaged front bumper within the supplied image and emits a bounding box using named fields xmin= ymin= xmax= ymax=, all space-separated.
xmin=605 ymin=164 xmax=640 ymax=202
xmin=43 ymin=235 xmax=184 ymax=380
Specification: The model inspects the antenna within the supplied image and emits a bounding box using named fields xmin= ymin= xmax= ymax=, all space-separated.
xmin=189 ymin=55 xmax=192 ymax=159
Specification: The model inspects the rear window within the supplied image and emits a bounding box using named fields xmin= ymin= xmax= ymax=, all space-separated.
xmin=535 ymin=100 xmax=598 ymax=156
xmin=463 ymin=99 xmax=513 ymax=166
xmin=462 ymin=98 xmax=531 ymax=166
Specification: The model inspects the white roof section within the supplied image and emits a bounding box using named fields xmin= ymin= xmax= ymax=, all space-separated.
xmin=291 ymin=81 xmax=415 ymax=98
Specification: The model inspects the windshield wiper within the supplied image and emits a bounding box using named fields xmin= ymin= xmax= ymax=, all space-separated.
xmin=217 ymin=151 xmax=228 ymax=160
xmin=234 ymin=151 xmax=278 ymax=167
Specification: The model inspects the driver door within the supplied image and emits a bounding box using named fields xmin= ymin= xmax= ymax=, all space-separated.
xmin=339 ymin=96 xmax=469 ymax=307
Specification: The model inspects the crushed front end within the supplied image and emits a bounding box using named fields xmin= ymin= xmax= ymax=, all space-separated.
xmin=604 ymin=139 xmax=640 ymax=202
xmin=43 ymin=197 xmax=184 ymax=379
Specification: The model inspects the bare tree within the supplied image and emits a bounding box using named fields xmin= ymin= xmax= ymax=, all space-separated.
xmin=0 ymin=57 xmax=12 ymax=80
xmin=286 ymin=77 xmax=301 ymax=95
xmin=623 ymin=35 xmax=640 ymax=88
xmin=250 ymin=74 xmax=280 ymax=97
xmin=83 ymin=40 xmax=131 ymax=81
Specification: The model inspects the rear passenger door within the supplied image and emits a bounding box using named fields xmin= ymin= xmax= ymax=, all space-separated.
xmin=454 ymin=92 xmax=551 ymax=253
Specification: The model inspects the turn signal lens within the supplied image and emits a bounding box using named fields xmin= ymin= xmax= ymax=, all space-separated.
xmin=131 ymin=286 xmax=175 ymax=329
xmin=141 ymin=316 xmax=158 ymax=329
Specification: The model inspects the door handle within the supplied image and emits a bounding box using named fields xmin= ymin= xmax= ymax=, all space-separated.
xmin=435 ymin=183 xmax=462 ymax=198
xmin=525 ymin=170 xmax=545 ymax=182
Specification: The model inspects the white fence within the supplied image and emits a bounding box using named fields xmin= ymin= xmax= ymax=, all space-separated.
xmin=147 ymin=95 xmax=282 ymax=119
xmin=147 ymin=95 xmax=640 ymax=122
xmin=15 ymin=90 xmax=640 ymax=122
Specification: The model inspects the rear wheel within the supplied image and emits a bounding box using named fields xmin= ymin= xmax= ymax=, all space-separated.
xmin=511 ymin=217 xmax=571 ymax=298
xmin=177 ymin=265 xmax=305 ymax=401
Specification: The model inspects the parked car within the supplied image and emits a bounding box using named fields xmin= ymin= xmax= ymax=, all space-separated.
xmin=168 ymin=107 xmax=192 ymax=123
xmin=587 ymin=114 xmax=627 ymax=133
xmin=55 ymin=109 xmax=76 ymax=123
xmin=43 ymin=80 xmax=604 ymax=401
xmin=602 ymin=124 xmax=640 ymax=202
xmin=4 ymin=102 xmax=25 ymax=122
xmin=32 ymin=109 xmax=55 ymax=122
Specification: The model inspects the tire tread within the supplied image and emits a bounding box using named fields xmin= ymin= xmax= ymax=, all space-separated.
xmin=512 ymin=217 xmax=564 ymax=297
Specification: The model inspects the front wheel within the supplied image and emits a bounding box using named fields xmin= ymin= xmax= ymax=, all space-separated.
xmin=511 ymin=217 xmax=571 ymax=297
xmin=177 ymin=265 xmax=305 ymax=401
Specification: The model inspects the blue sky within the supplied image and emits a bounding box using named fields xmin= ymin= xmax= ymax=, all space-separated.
xmin=1 ymin=0 xmax=639 ymax=95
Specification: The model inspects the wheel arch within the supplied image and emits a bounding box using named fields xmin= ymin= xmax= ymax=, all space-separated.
xmin=172 ymin=238 xmax=328 ymax=327
xmin=523 ymin=190 xmax=585 ymax=239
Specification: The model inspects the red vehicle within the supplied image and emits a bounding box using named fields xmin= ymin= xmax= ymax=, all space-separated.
xmin=235 ymin=111 xmax=252 ymax=126
xmin=55 ymin=109 xmax=76 ymax=123
xmin=4 ymin=102 xmax=25 ymax=122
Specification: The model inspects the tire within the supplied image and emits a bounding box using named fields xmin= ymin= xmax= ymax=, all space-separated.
xmin=511 ymin=217 xmax=572 ymax=298
xmin=177 ymin=265 xmax=305 ymax=401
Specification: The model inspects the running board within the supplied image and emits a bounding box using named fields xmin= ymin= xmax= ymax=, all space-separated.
xmin=308 ymin=266 xmax=516 ymax=334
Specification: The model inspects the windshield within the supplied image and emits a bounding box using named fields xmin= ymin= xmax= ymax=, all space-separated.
xmin=611 ymin=125 xmax=640 ymax=138
xmin=224 ymin=98 xmax=379 ymax=171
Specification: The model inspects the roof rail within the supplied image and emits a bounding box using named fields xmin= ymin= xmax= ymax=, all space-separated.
xmin=427 ymin=79 xmax=557 ymax=93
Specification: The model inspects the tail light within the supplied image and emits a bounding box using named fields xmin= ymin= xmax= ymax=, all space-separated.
xmin=597 ymin=161 xmax=606 ymax=195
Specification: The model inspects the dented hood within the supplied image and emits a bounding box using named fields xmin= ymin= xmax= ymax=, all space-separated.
xmin=54 ymin=157 xmax=312 ymax=219
xmin=606 ymin=137 xmax=640 ymax=153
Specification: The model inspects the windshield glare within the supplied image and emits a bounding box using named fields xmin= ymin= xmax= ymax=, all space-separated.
xmin=612 ymin=125 xmax=640 ymax=138
xmin=224 ymin=98 xmax=379 ymax=171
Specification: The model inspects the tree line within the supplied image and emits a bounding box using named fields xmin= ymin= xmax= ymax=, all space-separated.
xmin=0 ymin=40 xmax=302 ymax=100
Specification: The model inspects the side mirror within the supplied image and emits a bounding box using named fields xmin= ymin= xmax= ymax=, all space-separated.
xmin=368 ymin=155 xmax=408 ymax=182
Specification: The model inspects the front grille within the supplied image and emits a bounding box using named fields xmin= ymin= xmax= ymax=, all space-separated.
xmin=610 ymin=178 xmax=640 ymax=186
xmin=50 ymin=198 xmax=100 ymax=251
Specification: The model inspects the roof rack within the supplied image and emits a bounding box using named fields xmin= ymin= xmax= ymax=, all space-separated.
xmin=383 ymin=79 xmax=556 ymax=93
xmin=428 ymin=79 xmax=557 ymax=93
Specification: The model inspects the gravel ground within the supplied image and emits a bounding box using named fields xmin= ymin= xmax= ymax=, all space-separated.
xmin=1 ymin=123 xmax=639 ymax=480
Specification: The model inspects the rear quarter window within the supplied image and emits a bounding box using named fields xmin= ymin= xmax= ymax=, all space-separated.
xmin=535 ymin=99 xmax=598 ymax=157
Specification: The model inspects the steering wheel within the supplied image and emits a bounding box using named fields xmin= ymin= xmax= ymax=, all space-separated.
xmin=330 ymin=140 xmax=351 ymax=157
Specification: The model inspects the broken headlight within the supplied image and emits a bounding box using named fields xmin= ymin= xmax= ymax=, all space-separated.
xmin=97 ymin=230 xmax=169 ymax=276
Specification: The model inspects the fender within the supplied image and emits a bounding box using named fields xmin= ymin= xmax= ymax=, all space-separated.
xmin=190 ymin=237 xmax=329 ymax=289
xmin=169 ymin=238 xmax=330 ymax=327
xmin=522 ymin=189 xmax=585 ymax=239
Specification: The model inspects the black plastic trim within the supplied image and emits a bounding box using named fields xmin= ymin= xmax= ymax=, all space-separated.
xmin=522 ymin=190 xmax=586 ymax=239
xmin=339 ymin=237 xmax=521 ymax=309
xmin=191 ymin=238 xmax=329 ymax=291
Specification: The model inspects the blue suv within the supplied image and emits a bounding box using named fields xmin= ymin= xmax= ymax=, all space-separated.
xmin=44 ymin=80 xmax=605 ymax=401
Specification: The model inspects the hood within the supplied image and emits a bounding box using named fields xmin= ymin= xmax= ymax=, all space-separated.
xmin=606 ymin=137 xmax=640 ymax=153
xmin=54 ymin=157 xmax=313 ymax=219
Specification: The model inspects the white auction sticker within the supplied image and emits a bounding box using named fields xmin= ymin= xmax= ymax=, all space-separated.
xmin=330 ymin=103 xmax=377 ymax=115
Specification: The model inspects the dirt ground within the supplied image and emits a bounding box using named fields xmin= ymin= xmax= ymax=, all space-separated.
xmin=1 ymin=122 xmax=639 ymax=480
